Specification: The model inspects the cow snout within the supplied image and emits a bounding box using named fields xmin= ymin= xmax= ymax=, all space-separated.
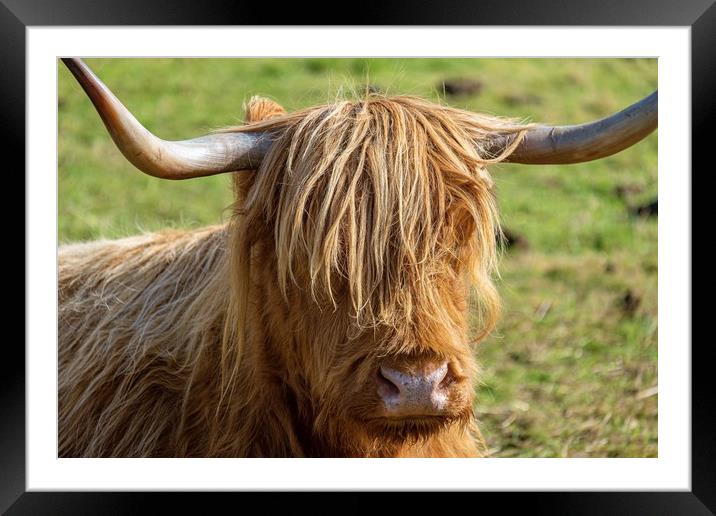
xmin=377 ymin=360 xmax=451 ymax=416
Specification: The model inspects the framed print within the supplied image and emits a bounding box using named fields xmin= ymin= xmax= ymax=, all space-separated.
xmin=6 ymin=0 xmax=711 ymax=513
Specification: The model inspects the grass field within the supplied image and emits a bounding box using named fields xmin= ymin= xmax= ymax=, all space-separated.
xmin=58 ymin=58 xmax=658 ymax=457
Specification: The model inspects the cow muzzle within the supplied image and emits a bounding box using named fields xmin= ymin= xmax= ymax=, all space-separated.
xmin=376 ymin=359 xmax=454 ymax=417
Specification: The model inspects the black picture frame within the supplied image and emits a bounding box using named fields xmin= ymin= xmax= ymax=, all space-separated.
xmin=6 ymin=1 xmax=710 ymax=513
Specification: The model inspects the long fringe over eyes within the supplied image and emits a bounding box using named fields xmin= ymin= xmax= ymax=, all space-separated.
xmin=226 ymin=95 xmax=528 ymax=353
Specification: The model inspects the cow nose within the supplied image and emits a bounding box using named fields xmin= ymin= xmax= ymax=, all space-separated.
xmin=377 ymin=361 xmax=450 ymax=416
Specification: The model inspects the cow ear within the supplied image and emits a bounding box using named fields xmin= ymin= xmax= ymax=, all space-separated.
xmin=245 ymin=96 xmax=286 ymax=124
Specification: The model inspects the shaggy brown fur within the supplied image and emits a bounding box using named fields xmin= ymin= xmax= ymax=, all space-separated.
xmin=58 ymin=94 xmax=529 ymax=457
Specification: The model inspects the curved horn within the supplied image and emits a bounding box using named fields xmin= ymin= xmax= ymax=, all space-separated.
xmin=488 ymin=91 xmax=657 ymax=164
xmin=61 ymin=58 xmax=272 ymax=180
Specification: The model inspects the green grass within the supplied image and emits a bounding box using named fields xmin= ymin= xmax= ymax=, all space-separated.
xmin=58 ymin=58 xmax=657 ymax=457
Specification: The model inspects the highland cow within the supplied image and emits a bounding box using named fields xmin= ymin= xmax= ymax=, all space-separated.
xmin=58 ymin=58 xmax=657 ymax=457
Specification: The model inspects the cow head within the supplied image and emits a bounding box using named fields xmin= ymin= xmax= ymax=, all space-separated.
xmin=227 ymin=95 xmax=515 ymax=451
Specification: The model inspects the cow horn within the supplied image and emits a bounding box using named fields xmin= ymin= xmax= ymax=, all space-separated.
xmin=61 ymin=58 xmax=272 ymax=180
xmin=487 ymin=90 xmax=657 ymax=164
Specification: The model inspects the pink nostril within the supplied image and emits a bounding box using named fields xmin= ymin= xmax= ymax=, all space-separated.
xmin=377 ymin=361 xmax=450 ymax=416
xmin=376 ymin=367 xmax=401 ymax=397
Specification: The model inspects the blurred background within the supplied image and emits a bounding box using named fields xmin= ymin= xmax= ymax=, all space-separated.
xmin=58 ymin=58 xmax=657 ymax=457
